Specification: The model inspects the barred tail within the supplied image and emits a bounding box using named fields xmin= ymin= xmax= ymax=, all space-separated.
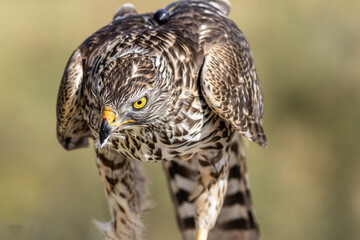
xmin=162 ymin=159 xmax=198 ymax=240
xmin=209 ymin=134 xmax=259 ymax=239
xmin=162 ymin=133 xmax=259 ymax=240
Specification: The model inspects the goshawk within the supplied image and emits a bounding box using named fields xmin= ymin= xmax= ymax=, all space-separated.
xmin=56 ymin=1 xmax=266 ymax=239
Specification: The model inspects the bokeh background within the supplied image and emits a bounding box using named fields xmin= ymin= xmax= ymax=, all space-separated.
xmin=1 ymin=0 xmax=359 ymax=239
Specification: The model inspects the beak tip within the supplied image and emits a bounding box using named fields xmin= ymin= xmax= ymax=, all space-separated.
xmin=99 ymin=136 xmax=107 ymax=146
xmin=99 ymin=140 xmax=108 ymax=148
xmin=99 ymin=118 xmax=113 ymax=146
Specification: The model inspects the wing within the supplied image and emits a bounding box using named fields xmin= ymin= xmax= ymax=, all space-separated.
xmin=113 ymin=3 xmax=137 ymax=19
xmin=199 ymin=12 xmax=267 ymax=147
xmin=56 ymin=49 xmax=90 ymax=150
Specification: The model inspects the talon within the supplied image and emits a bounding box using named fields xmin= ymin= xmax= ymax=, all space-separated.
xmin=196 ymin=228 xmax=209 ymax=240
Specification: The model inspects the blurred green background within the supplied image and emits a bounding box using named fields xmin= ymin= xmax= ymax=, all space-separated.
xmin=1 ymin=0 xmax=359 ymax=239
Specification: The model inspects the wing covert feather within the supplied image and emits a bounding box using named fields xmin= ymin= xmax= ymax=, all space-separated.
xmin=200 ymin=24 xmax=267 ymax=147
xmin=56 ymin=49 xmax=89 ymax=150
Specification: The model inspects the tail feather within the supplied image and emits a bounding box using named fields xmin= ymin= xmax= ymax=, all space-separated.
xmin=209 ymin=135 xmax=259 ymax=239
xmin=162 ymin=133 xmax=259 ymax=240
xmin=163 ymin=160 xmax=198 ymax=240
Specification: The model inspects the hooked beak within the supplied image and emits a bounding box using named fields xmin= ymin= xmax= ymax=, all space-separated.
xmin=99 ymin=118 xmax=113 ymax=147
xmin=99 ymin=107 xmax=134 ymax=148
xmin=99 ymin=107 xmax=116 ymax=147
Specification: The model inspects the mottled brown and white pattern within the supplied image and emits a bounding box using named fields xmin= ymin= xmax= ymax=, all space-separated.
xmin=56 ymin=1 xmax=266 ymax=239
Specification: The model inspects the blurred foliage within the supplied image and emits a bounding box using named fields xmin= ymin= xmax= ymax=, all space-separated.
xmin=0 ymin=0 xmax=359 ymax=239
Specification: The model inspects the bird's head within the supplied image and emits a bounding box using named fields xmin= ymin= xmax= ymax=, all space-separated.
xmin=97 ymin=53 xmax=174 ymax=147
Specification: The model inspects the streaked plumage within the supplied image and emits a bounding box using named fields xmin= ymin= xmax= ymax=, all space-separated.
xmin=56 ymin=1 xmax=266 ymax=239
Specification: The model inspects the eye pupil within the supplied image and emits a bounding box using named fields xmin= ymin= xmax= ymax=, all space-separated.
xmin=133 ymin=97 xmax=147 ymax=109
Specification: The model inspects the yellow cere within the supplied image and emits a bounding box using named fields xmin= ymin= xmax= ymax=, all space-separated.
xmin=133 ymin=97 xmax=147 ymax=109
xmin=102 ymin=107 xmax=117 ymax=127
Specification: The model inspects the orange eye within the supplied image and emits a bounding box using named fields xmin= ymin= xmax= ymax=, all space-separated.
xmin=133 ymin=97 xmax=147 ymax=109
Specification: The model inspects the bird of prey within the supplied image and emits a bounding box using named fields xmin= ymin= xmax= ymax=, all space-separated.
xmin=56 ymin=0 xmax=266 ymax=239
